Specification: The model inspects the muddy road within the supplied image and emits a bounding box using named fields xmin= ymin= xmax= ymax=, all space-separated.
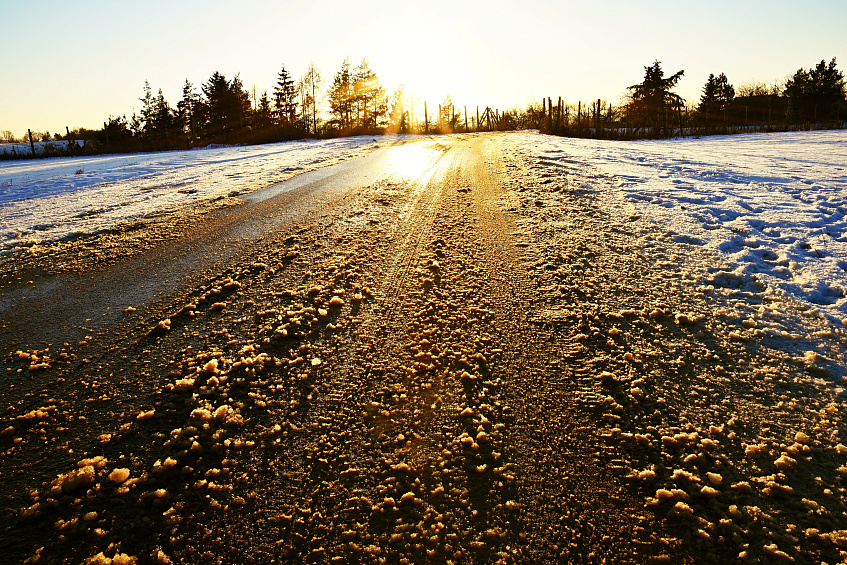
xmin=1 ymin=133 xmax=846 ymax=564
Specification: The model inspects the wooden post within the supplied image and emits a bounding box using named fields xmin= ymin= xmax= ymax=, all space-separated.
xmin=424 ymin=102 xmax=428 ymax=134
xmin=541 ymin=98 xmax=546 ymax=132
xmin=577 ymin=101 xmax=581 ymax=128
xmin=476 ymin=106 xmax=480 ymax=132
xmin=464 ymin=106 xmax=468 ymax=132
xmin=597 ymin=99 xmax=601 ymax=130
xmin=547 ymin=97 xmax=553 ymax=132
xmin=28 ymin=129 xmax=36 ymax=155
xmin=556 ymin=96 xmax=562 ymax=132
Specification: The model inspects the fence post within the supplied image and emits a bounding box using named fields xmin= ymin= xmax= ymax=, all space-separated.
xmin=556 ymin=96 xmax=562 ymax=133
xmin=424 ymin=102 xmax=428 ymax=134
xmin=596 ymin=99 xmax=601 ymax=130
xmin=548 ymin=97 xmax=553 ymax=132
xmin=28 ymin=129 xmax=36 ymax=155
xmin=464 ymin=107 xmax=468 ymax=132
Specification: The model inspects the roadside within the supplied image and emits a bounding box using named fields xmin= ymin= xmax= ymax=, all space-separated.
xmin=1 ymin=133 xmax=845 ymax=564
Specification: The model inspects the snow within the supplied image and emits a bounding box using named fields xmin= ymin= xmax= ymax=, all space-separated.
xmin=0 ymin=136 xmax=384 ymax=251
xmin=2 ymin=130 xmax=845 ymax=323
xmin=0 ymin=140 xmax=81 ymax=156
xmin=511 ymin=130 xmax=847 ymax=324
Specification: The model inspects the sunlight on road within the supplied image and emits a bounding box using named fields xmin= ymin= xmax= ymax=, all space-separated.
xmin=386 ymin=143 xmax=442 ymax=181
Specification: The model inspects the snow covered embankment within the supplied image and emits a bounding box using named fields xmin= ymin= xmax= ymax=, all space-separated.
xmin=517 ymin=130 xmax=847 ymax=325
xmin=0 ymin=137 xmax=387 ymax=255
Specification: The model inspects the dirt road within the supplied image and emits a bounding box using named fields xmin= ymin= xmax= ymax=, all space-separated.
xmin=1 ymin=133 xmax=845 ymax=564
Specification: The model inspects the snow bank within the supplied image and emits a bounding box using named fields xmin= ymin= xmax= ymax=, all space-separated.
xmin=511 ymin=130 xmax=847 ymax=323
xmin=0 ymin=140 xmax=83 ymax=156
xmin=0 ymin=137 xmax=384 ymax=251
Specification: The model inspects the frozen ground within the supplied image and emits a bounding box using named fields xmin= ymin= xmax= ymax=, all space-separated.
xmin=511 ymin=130 xmax=847 ymax=325
xmin=1 ymin=130 xmax=845 ymax=324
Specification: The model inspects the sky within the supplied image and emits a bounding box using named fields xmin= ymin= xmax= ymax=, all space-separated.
xmin=1 ymin=0 xmax=845 ymax=138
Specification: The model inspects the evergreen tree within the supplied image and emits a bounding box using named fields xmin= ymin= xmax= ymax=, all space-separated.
xmin=353 ymin=59 xmax=388 ymax=129
xmin=201 ymin=71 xmax=249 ymax=140
xmin=177 ymin=79 xmax=199 ymax=144
xmin=129 ymin=111 xmax=143 ymax=137
xmin=698 ymin=73 xmax=734 ymax=125
xmin=102 ymin=115 xmax=133 ymax=148
xmin=785 ymin=58 xmax=846 ymax=122
xmin=254 ymin=91 xmax=274 ymax=131
xmin=329 ymin=58 xmax=353 ymax=131
xmin=273 ymin=65 xmax=297 ymax=126
xmin=202 ymin=71 xmax=230 ymax=138
xmin=139 ymin=80 xmax=154 ymax=136
xmin=353 ymin=59 xmax=386 ymax=129
xmin=229 ymin=73 xmax=252 ymax=132
xmin=627 ymin=61 xmax=685 ymax=132
xmin=151 ymin=88 xmax=175 ymax=141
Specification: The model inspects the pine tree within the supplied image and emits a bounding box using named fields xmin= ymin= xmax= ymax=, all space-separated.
xmin=229 ymin=73 xmax=252 ymax=132
xmin=254 ymin=91 xmax=273 ymax=131
xmin=129 ymin=111 xmax=143 ymax=137
xmin=627 ymin=61 xmax=684 ymax=132
xmin=177 ymin=79 xmax=198 ymax=143
xmin=202 ymin=71 xmax=232 ymax=139
xmin=329 ymin=59 xmax=353 ymax=131
xmin=273 ymin=65 xmax=297 ymax=126
xmin=698 ymin=73 xmax=734 ymax=126
xmin=139 ymin=80 xmax=154 ymax=137
xmin=151 ymin=88 xmax=175 ymax=142
xmin=353 ymin=59 xmax=386 ymax=130
xmin=785 ymin=58 xmax=846 ymax=122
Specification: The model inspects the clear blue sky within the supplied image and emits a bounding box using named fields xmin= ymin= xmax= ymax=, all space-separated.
xmin=1 ymin=0 xmax=844 ymax=137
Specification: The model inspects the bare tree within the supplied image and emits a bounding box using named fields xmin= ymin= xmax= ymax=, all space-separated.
xmin=302 ymin=61 xmax=323 ymax=135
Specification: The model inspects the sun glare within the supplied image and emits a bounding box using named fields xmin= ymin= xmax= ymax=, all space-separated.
xmin=386 ymin=144 xmax=441 ymax=181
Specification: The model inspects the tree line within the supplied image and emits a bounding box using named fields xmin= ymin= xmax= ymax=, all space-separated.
xmin=540 ymin=57 xmax=847 ymax=139
xmin=3 ymin=55 xmax=528 ymax=159
xmin=3 ymin=56 xmax=845 ymax=158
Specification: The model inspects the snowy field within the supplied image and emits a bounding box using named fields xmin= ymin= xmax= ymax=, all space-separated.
xmin=1 ymin=130 xmax=845 ymax=325
xmin=512 ymin=130 xmax=847 ymax=326
xmin=0 ymin=139 xmax=81 ymax=156
xmin=0 ymin=136 xmax=385 ymax=253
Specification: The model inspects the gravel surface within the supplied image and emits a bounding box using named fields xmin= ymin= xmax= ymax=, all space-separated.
xmin=1 ymin=133 xmax=845 ymax=564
